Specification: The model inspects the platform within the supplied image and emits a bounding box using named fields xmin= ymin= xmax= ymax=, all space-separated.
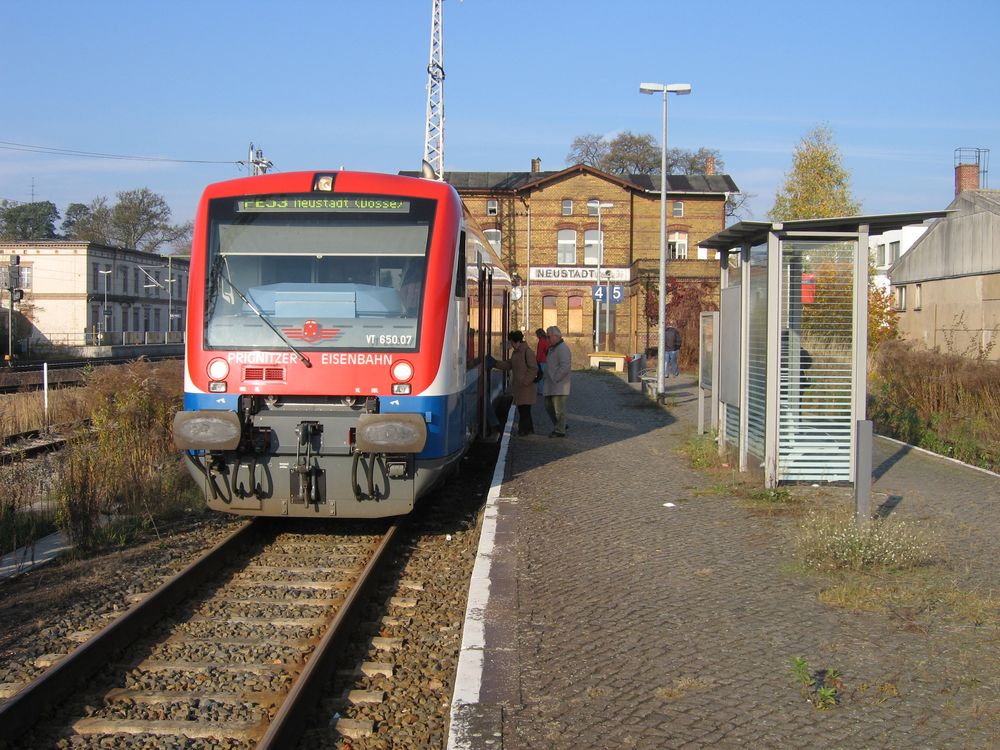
xmin=449 ymin=370 xmax=1000 ymax=748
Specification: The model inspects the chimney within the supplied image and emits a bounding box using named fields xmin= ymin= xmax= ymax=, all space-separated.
xmin=954 ymin=147 xmax=989 ymax=197
xmin=955 ymin=162 xmax=979 ymax=197
xmin=530 ymin=157 xmax=541 ymax=173
xmin=705 ymin=156 xmax=715 ymax=176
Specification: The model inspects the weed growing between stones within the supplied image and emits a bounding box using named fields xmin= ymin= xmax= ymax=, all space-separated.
xmin=790 ymin=656 xmax=842 ymax=710
xmin=795 ymin=509 xmax=934 ymax=573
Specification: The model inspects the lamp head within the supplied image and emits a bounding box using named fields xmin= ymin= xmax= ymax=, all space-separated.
xmin=639 ymin=82 xmax=665 ymax=94
xmin=665 ymin=83 xmax=692 ymax=95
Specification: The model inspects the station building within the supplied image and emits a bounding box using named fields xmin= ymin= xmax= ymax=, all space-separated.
xmin=0 ymin=241 xmax=189 ymax=357
xmin=409 ymin=160 xmax=738 ymax=362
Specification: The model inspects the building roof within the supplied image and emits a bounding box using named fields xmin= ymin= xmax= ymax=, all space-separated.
xmin=399 ymin=163 xmax=739 ymax=196
xmin=700 ymin=211 xmax=951 ymax=251
xmin=890 ymin=190 xmax=1000 ymax=284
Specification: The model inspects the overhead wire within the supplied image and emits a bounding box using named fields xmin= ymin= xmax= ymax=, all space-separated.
xmin=0 ymin=140 xmax=241 ymax=166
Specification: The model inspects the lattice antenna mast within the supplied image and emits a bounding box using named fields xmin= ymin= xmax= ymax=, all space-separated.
xmin=422 ymin=0 xmax=445 ymax=179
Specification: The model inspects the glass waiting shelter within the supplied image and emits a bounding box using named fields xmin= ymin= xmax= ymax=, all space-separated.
xmin=700 ymin=213 xmax=946 ymax=488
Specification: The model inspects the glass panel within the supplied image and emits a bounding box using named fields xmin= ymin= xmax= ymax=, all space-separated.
xmin=746 ymin=242 xmax=768 ymax=461
xmin=542 ymin=295 xmax=557 ymax=329
xmin=583 ymin=229 xmax=601 ymax=265
xmin=778 ymin=240 xmax=855 ymax=481
xmin=557 ymin=229 xmax=576 ymax=265
xmin=568 ymin=295 xmax=583 ymax=334
xmin=204 ymin=193 xmax=434 ymax=352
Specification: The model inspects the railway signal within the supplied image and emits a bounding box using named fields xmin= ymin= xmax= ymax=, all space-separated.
xmin=4 ymin=254 xmax=24 ymax=362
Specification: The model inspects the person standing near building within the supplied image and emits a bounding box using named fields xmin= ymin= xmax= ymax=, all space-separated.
xmin=492 ymin=330 xmax=538 ymax=435
xmin=534 ymin=327 xmax=549 ymax=395
xmin=543 ymin=326 xmax=571 ymax=438
xmin=664 ymin=324 xmax=681 ymax=378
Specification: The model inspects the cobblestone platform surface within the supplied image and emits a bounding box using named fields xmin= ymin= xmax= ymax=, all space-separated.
xmin=450 ymin=370 xmax=1000 ymax=749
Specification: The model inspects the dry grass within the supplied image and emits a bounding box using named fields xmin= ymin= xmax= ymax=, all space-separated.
xmin=0 ymin=387 xmax=93 ymax=439
xmin=55 ymin=360 xmax=201 ymax=548
xmin=869 ymin=340 xmax=1000 ymax=471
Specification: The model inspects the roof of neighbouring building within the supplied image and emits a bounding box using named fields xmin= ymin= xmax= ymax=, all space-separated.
xmin=399 ymin=163 xmax=739 ymax=195
xmin=890 ymin=190 xmax=1000 ymax=284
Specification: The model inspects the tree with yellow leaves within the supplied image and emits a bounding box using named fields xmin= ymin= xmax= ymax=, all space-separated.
xmin=770 ymin=125 xmax=861 ymax=221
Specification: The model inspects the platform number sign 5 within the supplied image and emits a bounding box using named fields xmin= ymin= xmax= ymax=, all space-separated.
xmin=592 ymin=285 xmax=624 ymax=304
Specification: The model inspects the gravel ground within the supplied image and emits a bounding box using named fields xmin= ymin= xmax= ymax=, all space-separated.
xmin=0 ymin=513 xmax=242 ymax=695
xmin=1 ymin=422 xmax=503 ymax=749
xmin=298 ymin=438 xmax=502 ymax=749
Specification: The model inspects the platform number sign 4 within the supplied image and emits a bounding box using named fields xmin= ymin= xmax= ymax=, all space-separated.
xmin=592 ymin=285 xmax=624 ymax=304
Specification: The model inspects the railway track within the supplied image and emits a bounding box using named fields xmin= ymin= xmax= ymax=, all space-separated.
xmin=0 ymin=423 xmax=85 ymax=461
xmin=0 ymin=518 xmax=400 ymax=748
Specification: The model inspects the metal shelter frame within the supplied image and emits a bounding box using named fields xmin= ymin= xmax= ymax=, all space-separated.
xmin=700 ymin=212 xmax=948 ymax=490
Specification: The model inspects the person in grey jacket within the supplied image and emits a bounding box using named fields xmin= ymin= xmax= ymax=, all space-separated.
xmin=543 ymin=325 xmax=571 ymax=437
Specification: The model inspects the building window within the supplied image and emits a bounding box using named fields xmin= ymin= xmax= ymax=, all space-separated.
xmin=134 ymin=269 xmax=140 ymax=296
xmin=542 ymin=295 xmax=558 ymax=330
xmin=894 ymin=285 xmax=906 ymax=311
xmin=557 ymin=229 xmax=576 ymax=265
xmin=668 ymin=231 xmax=688 ymax=260
xmin=672 ymin=201 xmax=684 ymax=218
xmin=914 ymin=283 xmax=922 ymax=311
xmin=484 ymin=229 xmax=501 ymax=253
xmin=561 ymin=199 xmax=573 ymax=216
xmin=889 ymin=241 xmax=901 ymax=265
xmin=18 ymin=267 xmax=32 ymax=289
xmin=120 ymin=267 xmax=128 ymax=295
xmin=133 ymin=308 xmax=140 ymax=331
xmin=92 ymin=262 xmax=100 ymax=292
xmin=587 ymin=198 xmax=600 ymax=217
xmin=583 ymin=229 xmax=602 ymax=266
xmin=876 ymin=244 xmax=886 ymax=267
xmin=568 ymin=295 xmax=583 ymax=334
xmin=486 ymin=199 xmax=498 ymax=216
xmin=154 ymin=309 xmax=161 ymax=331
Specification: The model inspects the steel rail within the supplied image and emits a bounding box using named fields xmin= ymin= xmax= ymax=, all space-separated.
xmin=256 ymin=520 xmax=401 ymax=750
xmin=0 ymin=520 xmax=257 ymax=742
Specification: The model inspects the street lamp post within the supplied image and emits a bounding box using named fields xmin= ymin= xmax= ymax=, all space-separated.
xmin=640 ymin=81 xmax=691 ymax=397
xmin=594 ymin=201 xmax=613 ymax=351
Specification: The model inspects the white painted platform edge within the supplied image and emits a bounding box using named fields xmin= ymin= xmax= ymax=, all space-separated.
xmin=0 ymin=530 xmax=71 ymax=581
xmin=447 ymin=405 xmax=516 ymax=750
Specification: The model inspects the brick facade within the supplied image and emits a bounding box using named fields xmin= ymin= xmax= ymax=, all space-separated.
xmin=451 ymin=164 xmax=734 ymax=362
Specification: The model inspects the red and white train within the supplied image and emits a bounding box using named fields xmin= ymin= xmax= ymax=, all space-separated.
xmin=173 ymin=170 xmax=511 ymax=517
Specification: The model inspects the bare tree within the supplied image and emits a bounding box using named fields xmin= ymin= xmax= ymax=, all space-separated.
xmin=566 ymin=133 xmax=609 ymax=168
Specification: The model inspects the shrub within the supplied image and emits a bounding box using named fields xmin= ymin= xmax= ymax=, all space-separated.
xmin=868 ymin=340 xmax=1000 ymax=471
xmin=55 ymin=360 xmax=200 ymax=549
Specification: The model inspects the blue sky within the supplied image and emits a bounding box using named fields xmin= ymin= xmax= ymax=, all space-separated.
xmin=2 ymin=0 xmax=997 ymax=228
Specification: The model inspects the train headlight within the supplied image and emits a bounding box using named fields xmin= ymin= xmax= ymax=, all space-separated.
xmin=355 ymin=414 xmax=427 ymax=453
xmin=313 ymin=174 xmax=335 ymax=191
xmin=173 ymin=411 xmax=242 ymax=450
xmin=207 ymin=358 xmax=230 ymax=381
xmin=391 ymin=360 xmax=414 ymax=382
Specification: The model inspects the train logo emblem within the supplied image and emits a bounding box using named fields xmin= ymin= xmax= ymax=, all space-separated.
xmin=282 ymin=320 xmax=340 ymax=343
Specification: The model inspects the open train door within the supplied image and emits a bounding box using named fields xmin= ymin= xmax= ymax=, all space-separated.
xmin=477 ymin=266 xmax=492 ymax=440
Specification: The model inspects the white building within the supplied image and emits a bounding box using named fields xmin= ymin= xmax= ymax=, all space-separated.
xmin=0 ymin=241 xmax=188 ymax=355
xmin=869 ymin=224 xmax=928 ymax=291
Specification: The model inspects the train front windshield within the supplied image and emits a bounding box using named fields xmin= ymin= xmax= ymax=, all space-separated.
xmin=203 ymin=194 xmax=435 ymax=352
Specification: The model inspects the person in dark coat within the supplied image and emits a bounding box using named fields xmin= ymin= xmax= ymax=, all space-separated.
xmin=663 ymin=325 xmax=681 ymax=377
xmin=493 ymin=330 xmax=538 ymax=435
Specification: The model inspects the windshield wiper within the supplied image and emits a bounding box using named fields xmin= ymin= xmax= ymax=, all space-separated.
xmin=210 ymin=257 xmax=313 ymax=368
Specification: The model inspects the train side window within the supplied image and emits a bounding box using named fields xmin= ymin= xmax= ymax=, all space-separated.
xmin=456 ymin=232 xmax=466 ymax=297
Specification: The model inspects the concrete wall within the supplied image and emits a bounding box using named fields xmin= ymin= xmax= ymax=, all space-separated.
xmin=895 ymin=272 xmax=1000 ymax=359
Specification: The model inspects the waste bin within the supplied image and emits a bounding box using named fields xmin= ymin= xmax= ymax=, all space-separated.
xmin=627 ymin=354 xmax=645 ymax=383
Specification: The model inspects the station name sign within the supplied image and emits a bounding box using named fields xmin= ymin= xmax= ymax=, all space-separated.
xmin=236 ymin=197 xmax=410 ymax=213
xmin=529 ymin=267 xmax=631 ymax=283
